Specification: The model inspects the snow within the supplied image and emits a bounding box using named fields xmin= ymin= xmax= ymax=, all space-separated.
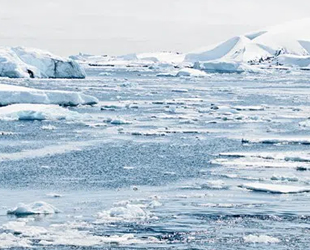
xmin=244 ymin=235 xmax=280 ymax=244
xmin=0 ymin=84 xmax=98 ymax=106
xmin=0 ymin=104 xmax=81 ymax=121
xmin=0 ymin=46 xmax=86 ymax=79
xmin=7 ymin=201 xmax=60 ymax=215
xmin=241 ymin=183 xmax=310 ymax=194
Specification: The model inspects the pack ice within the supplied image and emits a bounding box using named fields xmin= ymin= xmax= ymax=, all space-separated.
xmin=0 ymin=47 xmax=86 ymax=78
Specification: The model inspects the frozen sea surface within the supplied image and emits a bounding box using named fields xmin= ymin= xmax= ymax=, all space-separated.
xmin=1 ymin=67 xmax=310 ymax=249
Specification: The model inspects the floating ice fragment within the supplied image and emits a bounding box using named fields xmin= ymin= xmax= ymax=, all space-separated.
xmin=7 ymin=201 xmax=60 ymax=216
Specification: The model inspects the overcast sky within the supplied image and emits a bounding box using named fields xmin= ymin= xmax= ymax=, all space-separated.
xmin=0 ymin=0 xmax=309 ymax=56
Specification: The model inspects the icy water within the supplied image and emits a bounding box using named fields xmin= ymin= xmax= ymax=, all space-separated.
xmin=1 ymin=68 xmax=310 ymax=249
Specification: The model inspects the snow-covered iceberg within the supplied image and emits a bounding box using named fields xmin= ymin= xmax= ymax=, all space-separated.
xmin=0 ymin=84 xmax=98 ymax=106
xmin=185 ymin=18 xmax=310 ymax=71
xmin=0 ymin=47 xmax=86 ymax=79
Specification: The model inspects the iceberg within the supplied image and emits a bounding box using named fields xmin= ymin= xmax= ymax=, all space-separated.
xmin=185 ymin=18 xmax=310 ymax=71
xmin=0 ymin=47 xmax=86 ymax=79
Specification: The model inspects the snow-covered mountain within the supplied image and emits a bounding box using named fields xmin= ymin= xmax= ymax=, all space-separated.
xmin=185 ymin=18 xmax=310 ymax=70
xmin=0 ymin=47 xmax=86 ymax=79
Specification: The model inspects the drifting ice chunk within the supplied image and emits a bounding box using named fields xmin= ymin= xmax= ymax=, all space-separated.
xmin=0 ymin=84 xmax=98 ymax=106
xmin=244 ymin=234 xmax=280 ymax=244
xmin=7 ymin=201 xmax=60 ymax=215
xmin=0 ymin=104 xmax=81 ymax=121
xmin=97 ymin=204 xmax=148 ymax=222
xmin=0 ymin=46 xmax=86 ymax=78
xmin=240 ymin=183 xmax=310 ymax=194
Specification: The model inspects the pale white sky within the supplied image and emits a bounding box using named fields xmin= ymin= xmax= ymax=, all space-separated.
xmin=0 ymin=0 xmax=309 ymax=56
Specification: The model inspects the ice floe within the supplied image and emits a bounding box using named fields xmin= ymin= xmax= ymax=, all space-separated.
xmin=0 ymin=84 xmax=98 ymax=106
xmin=240 ymin=183 xmax=310 ymax=194
xmin=7 ymin=201 xmax=60 ymax=216
xmin=244 ymin=234 xmax=280 ymax=244
xmin=96 ymin=204 xmax=149 ymax=222
xmin=0 ymin=104 xmax=81 ymax=121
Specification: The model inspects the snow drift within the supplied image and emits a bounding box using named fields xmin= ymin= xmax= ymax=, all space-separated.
xmin=0 ymin=47 xmax=86 ymax=79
